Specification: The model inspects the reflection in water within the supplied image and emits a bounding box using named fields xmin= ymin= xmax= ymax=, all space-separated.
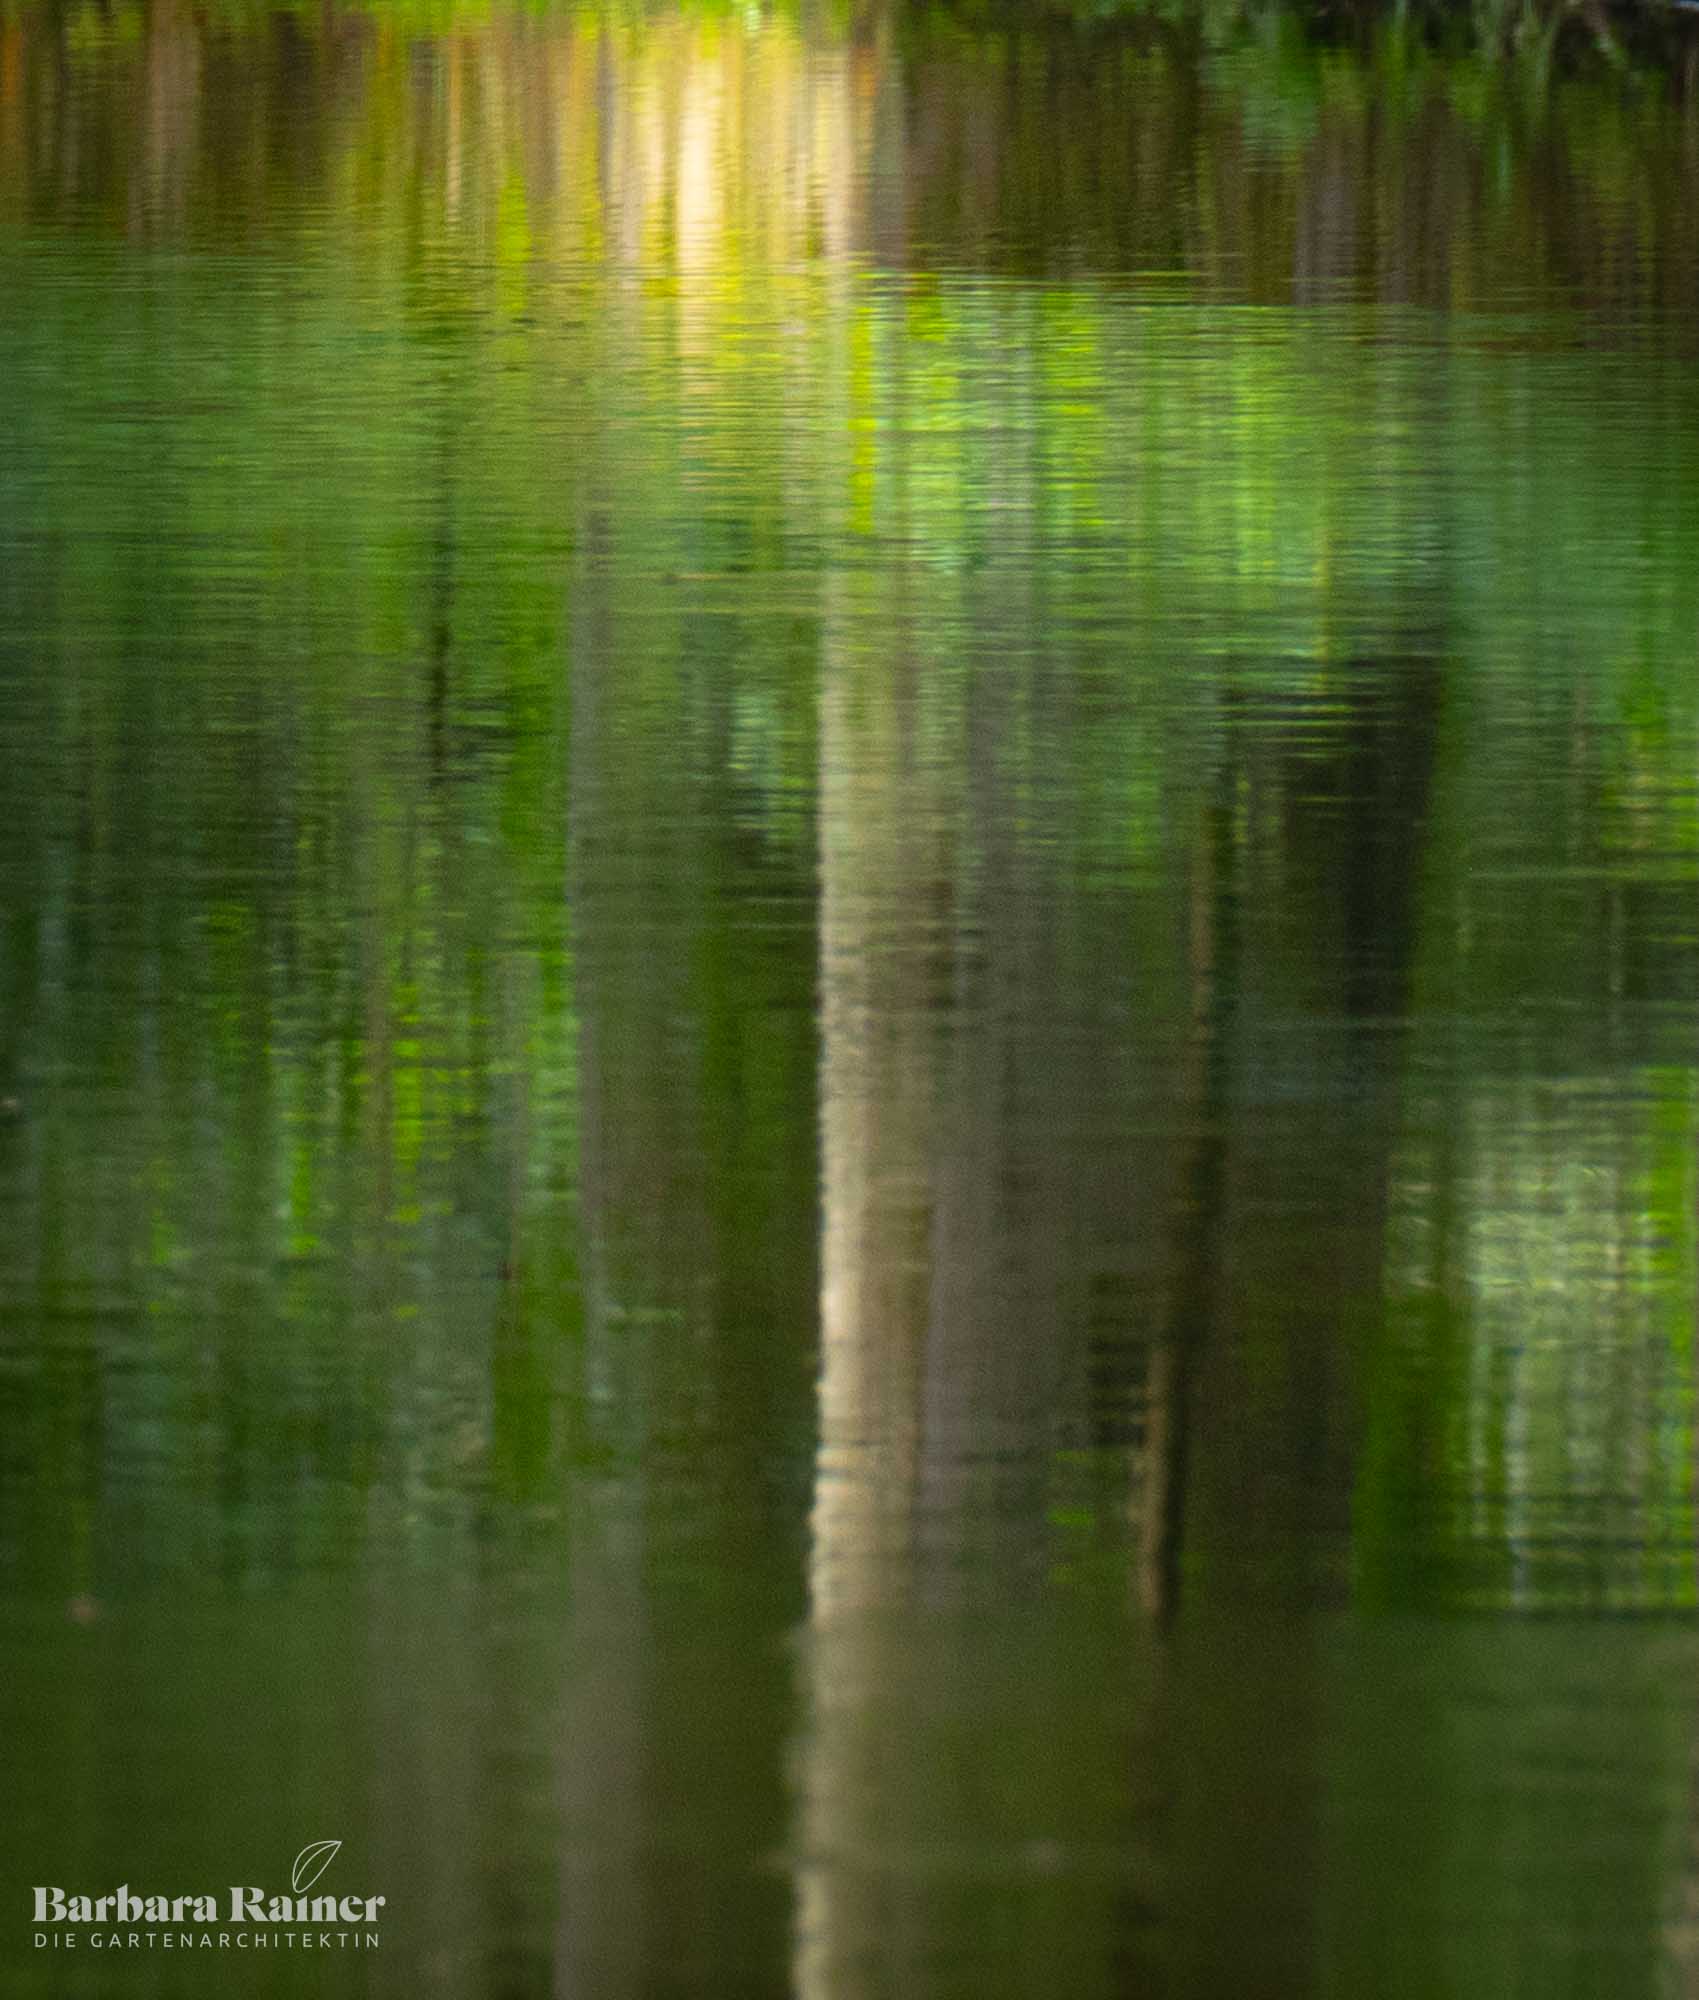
xmin=557 ymin=516 xmax=818 ymax=1998
xmin=801 ymin=561 xmax=1165 ymax=1999
xmin=8 ymin=0 xmax=1699 ymax=307
xmin=5 ymin=1 xmax=1699 ymax=1995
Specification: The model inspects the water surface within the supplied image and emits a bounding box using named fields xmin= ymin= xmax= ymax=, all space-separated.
xmin=4 ymin=4 xmax=1699 ymax=1994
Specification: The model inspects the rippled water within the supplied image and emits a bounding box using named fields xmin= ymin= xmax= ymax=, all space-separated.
xmin=5 ymin=3 xmax=1699 ymax=1994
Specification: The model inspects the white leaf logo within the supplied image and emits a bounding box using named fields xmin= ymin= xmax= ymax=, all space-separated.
xmin=291 ymin=1841 xmax=342 ymax=1894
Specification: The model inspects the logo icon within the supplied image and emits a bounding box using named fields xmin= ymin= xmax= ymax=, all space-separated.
xmin=289 ymin=1843 xmax=342 ymax=1896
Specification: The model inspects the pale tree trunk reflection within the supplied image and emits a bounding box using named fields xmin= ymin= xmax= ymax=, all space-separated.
xmin=810 ymin=604 xmax=947 ymax=1629
xmin=796 ymin=568 xmax=1146 ymax=2000
xmin=796 ymin=579 xmax=950 ymax=2000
